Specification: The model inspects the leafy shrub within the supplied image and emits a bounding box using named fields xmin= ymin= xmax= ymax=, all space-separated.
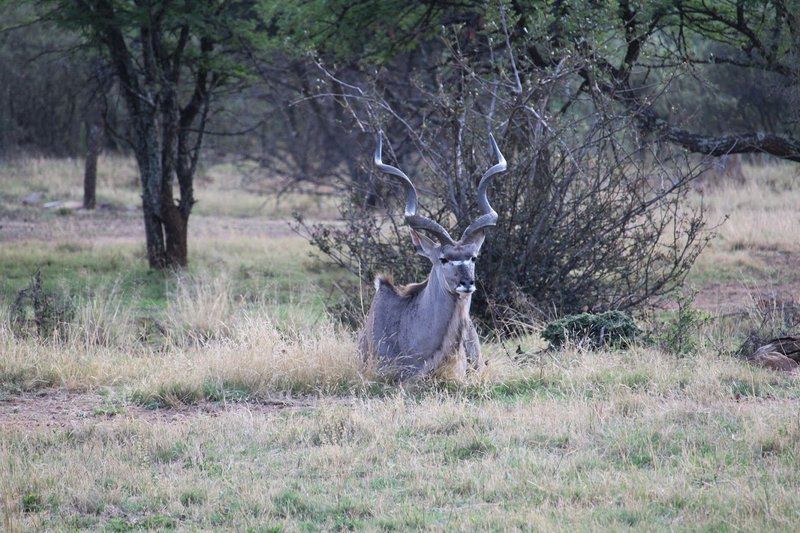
xmin=9 ymin=270 xmax=74 ymax=339
xmin=298 ymin=43 xmax=710 ymax=330
xmin=541 ymin=311 xmax=640 ymax=349
xmin=655 ymin=293 xmax=712 ymax=356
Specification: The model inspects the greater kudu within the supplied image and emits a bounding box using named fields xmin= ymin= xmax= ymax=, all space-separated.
xmin=358 ymin=132 xmax=507 ymax=379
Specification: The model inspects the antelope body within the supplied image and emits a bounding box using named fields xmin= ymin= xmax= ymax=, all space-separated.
xmin=358 ymin=133 xmax=507 ymax=380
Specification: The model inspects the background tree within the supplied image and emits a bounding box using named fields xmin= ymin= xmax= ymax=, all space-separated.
xmin=82 ymin=60 xmax=113 ymax=210
xmin=269 ymin=0 xmax=800 ymax=163
xmin=0 ymin=4 xmax=95 ymax=156
xmin=34 ymin=0 xmax=266 ymax=268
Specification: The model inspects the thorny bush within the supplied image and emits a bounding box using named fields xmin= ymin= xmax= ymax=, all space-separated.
xmin=297 ymin=38 xmax=712 ymax=332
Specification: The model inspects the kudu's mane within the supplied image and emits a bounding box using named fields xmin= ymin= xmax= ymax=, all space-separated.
xmin=375 ymin=274 xmax=428 ymax=299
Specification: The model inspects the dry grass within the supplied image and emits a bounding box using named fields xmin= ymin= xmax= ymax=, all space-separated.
xmin=2 ymin=321 xmax=799 ymax=529
xmin=701 ymin=162 xmax=800 ymax=253
xmin=0 ymin=155 xmax=338 ymax=218
xmin=686 ymin=163 xmax=800 ymax=299
xmin=0 ymin=268 xmax=357 ymax=400
xmin=0 ymin=155 xmax=141 ymax=208
xmin=2 ymin=271 xmax=800 ymax=529
xmin=1 ymin=158 xmax=800 ymax=529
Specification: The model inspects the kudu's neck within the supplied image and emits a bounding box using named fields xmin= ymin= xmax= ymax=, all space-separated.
xmin=418 ymin=268 xmax=471 ymax=318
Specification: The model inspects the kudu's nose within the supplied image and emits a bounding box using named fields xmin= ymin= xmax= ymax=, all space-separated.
xmin=457 ymin=279 xmax=475 ymax=293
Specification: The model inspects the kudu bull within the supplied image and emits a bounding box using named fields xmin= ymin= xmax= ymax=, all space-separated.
xmin=358 ymin=133 xmax=507 ymax=379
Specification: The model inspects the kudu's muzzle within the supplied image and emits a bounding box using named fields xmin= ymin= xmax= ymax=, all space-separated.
xmin=456 ymin=278 xmax=476 ymax=294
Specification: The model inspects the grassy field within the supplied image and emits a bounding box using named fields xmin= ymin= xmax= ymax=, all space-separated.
xmin=1 ymin=157 xmax=800 ymax=530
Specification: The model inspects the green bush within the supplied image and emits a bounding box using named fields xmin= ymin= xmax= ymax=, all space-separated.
xmin=541 ymin=311 xmax=640 ymax=349
xmin=655 ymin=294 xmax=711 ymax=357
xmin=9 ymin=270 xmax=74 ymax=340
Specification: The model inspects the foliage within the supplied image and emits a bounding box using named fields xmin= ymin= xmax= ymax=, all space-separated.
xmin=8 ymin=271 xmax=74 ymax=340
xmin=261 ymin=0 xmax=449 ymax=62
xmin=4 ymin=0 xmax=800 ymax=166
xmin=541 ymin=311 xmax=640 ymax=350
xmin=270 ymin=0 xmax=800 ymax=162
xmin=654 ymin=293 xmax=712 ymax=357
xmin=297 ymin=27 xmax=712 ymax=326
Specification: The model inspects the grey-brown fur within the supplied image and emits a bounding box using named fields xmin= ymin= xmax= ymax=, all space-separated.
xmin=358 ymin=132 xmax=506 ymax=380
xmin=359 ymin=245 xmax=484 ymax=380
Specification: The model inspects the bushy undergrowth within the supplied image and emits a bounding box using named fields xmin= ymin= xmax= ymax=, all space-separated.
xmin=8 ymin=271 xmax=74 ymax=340
xmin=541 ymin=311 xmax=640 ymax=350
xmin=653 ymin=294 xmax=713 ymax=357
xmin=3 ymin=266 xmax=797 ymax=407
xmin=300 ymin=46 xmax=711 ymax=330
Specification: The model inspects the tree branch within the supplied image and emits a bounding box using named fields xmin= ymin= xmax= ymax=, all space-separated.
xmin=662 ymin=127 xmax=800 ymax=161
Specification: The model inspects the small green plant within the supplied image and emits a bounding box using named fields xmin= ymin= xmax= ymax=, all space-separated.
xmin=272 ymin=490 xmax=315 ymax=518
xmin=180 ymin=489 xmax=206 ymax=507
xmin=656 ymin=293 xmax=711 ymax=357
xmin=8 ymin=270 xmax=75 ymax=340
xmin=22 ymin=493 xmax=43 ymax=513
xmin=541 ymin=311 xmax=640 ymax=349
xmin=445 ymin=436 xmax=497 ymax=462
xmin=93 ymin=403 xmax=125 ymax=417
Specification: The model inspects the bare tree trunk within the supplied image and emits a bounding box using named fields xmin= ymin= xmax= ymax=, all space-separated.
xmin=82 ymin=119 xmax=104 ymax=210
xmin=162 ymin=192 xmax=189 ymax=267
xmin=136 ymin=113 xmax=168 ymax=269
xmin=95 ymin=5 xmax=207 ymax=270
xmin=137 ymin=124 xmax=189 ymax=269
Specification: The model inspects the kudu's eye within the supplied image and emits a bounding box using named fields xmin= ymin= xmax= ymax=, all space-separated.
xmin=439 ymin=258 xmax=448 ymax=265
xmin=471 ymin=256 xmax=477 ymax=262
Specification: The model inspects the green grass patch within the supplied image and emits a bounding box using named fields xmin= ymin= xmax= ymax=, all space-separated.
xmin=444 ymin=436 xmax=497 ymax=462
xmin=0 ymin=242 xmax=165 ymax=310
xmin=0 ymin=238 xmax=350 ymax=327
xmin=479 ymin=376 xmax=566 ymax=401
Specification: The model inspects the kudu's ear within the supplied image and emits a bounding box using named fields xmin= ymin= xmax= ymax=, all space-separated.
xmin=410 ymin=229 xmax=439 ymax=259
xmin=461 ymin=229 xmax=486 ymax=250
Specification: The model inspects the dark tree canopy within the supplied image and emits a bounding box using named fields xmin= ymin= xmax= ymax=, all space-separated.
xmin=271 ymin=0 xmax=800 ymax=162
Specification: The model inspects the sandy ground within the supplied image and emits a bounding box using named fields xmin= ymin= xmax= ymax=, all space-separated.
xmin=0 ymin=207 xmax=300 ymax=244
xmin=0 ymin=389 xmax=309 ymax=431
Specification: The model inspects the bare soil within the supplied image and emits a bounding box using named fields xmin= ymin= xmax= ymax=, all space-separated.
xmin=694 ymin=249 xmax=800 ymax=313
xmin=0 ymin=389 xmax=308 ymax=430
xmin=0 ymin=208 xmax=301 ymax=244
xmin=694 ymin=280 xmax=800 ymax=313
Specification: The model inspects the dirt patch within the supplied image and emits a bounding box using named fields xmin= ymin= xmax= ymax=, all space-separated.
xmin=0 ymin=389 xmax=309 ymax=431
xmin=0 ymin=210 xmax=307 ymax=244
xmin=694 ymin=281 xmax=800 ymax=313
xmin=693 ymin=249 xmax=800 ymax=313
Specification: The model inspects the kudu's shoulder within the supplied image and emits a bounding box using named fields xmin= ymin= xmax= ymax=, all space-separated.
xmin=374 ymin=275 xmax=428 ymax=299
